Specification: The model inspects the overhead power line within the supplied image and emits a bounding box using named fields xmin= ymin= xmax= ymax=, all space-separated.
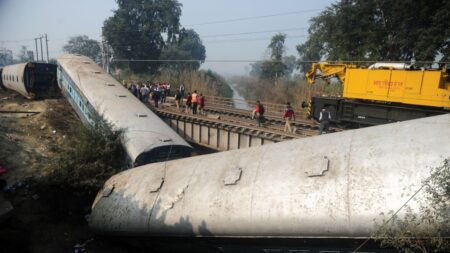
xmin=186 ymin=9 xmax=322 ymax=27
xmin=201 ymin=27 xmax=308 ymax=38
xmin=204 ymin=35 xmax=308 ymax=44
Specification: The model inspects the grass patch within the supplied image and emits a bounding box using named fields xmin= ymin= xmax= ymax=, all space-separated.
xmin=41 ymin=121 xmax=125 ymax=192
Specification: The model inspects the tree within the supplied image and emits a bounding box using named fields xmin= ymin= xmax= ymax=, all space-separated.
xmin=103 ymin=0 xmax=182 ymax=73
xmin=297 ymin=0 xmax=450 ymax=73
xmin=159 ymin=28 xmax=206 ymax=71
xmin=283 ymin=55 xmax=297 ymax=78
xmin=0 ymin=48 xmax=14 ymax=67
xmin=249 ymin=61 xmax=262 ymax=77
xmin=17 ymin=46 xmax=34 ymax=62
xmin=260 ymin=33 xmax=287 ymax=80
xmin=63 ymin=35 xmax=101 ymax=63
xmin=268 ymin=33 xmax=286 ymax=62
xmin=374 ymin=159 xmax=450 ymax=253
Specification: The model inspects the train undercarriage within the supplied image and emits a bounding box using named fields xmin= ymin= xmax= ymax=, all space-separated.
xmin=309 ymin=96 xmax=449 ymax=127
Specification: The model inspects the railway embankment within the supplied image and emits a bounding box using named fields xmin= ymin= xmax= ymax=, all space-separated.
xmin=0 ymin=90 xmax=135 ymax=252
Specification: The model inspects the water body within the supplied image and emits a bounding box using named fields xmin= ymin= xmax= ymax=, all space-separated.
xmin=229 ymin=83 xmax=251 ymax=110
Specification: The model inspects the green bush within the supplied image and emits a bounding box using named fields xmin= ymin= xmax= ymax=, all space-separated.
xmin=43 ymin=121 xmax=125 ymax=191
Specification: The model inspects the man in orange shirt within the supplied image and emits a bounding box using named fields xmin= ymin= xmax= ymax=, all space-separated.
xmin=191 ymin=90 xmax=198 ymax=114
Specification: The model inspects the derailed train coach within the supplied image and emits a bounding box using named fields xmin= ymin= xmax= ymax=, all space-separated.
xmin=89 ymin=114 xmax=450 ymax=253
xmin=56 ymin=54 xmax=192 ymax=166
xmin=0 ymin=62 xmax=57 ymax=99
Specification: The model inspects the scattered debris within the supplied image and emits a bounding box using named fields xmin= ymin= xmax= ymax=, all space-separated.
xmin=40 ymin=124 xmax=47 ymax=130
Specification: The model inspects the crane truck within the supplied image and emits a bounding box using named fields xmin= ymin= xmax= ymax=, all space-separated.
xmin=304 ymin=62 xmax=450 ymax=126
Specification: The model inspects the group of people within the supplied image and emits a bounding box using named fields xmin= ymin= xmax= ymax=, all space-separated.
xmin=175 ymin=88 xmax=206 ymax=115
xmin=126 ymin=80 xmax=331 ymax=134
xmin=252 ymin=100 xmax=331 ymax=135
xmin=127 ymin=81 xmax=171 ymax=107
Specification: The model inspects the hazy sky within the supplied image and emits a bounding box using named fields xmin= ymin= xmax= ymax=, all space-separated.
xmin=0 ymin=0 xmax=335 ymax=75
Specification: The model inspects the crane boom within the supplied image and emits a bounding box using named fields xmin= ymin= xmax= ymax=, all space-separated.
xmin=305 ymin=63 xmax=351 ymax=84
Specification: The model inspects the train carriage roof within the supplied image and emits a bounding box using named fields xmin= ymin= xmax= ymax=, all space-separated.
xmin=56 ymin=54 xmax=191 ymax=163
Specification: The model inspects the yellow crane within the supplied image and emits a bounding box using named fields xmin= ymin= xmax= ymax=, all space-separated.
xmin=304 ymin=62 xmax=450 ymax=125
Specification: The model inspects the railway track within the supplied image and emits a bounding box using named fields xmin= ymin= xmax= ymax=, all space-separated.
xmin=150 ymin=101 xmax=343 ymax=144
xmin=160 ymin=96 xmax=341 ymax=137
xmin=151 ymin=105 xmax=302 ymax=142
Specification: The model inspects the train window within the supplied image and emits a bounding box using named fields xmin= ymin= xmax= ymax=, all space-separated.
xmin=83 ymin=61 xmax=91 ymax=64
xmin=93 ymin=71 xmax=101 ymax=74
xmin=117 ymin=95 xmax=127 ymax=98
xmin=16 ymin=76 xmax=18 ymax=82
xmin=136 ymin=114 xmax=147 ymax=117
xmin=106 ymin=83 xmax=116 ymax=86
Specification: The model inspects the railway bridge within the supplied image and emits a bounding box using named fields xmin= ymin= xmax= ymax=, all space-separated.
xmin=149 ymin=96 xmax=340 ymax=151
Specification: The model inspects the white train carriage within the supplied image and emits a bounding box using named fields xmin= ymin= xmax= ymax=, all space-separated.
xmin=0 ymin=62 xmax=57 ymax=99
xmin=89 ymin=114 xmax=450 ymax=252
xmin=56 ymin=54 xmax=192 ymax=166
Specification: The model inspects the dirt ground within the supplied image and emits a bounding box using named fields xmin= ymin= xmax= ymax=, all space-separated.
xmin=0 ymin=90 xmax=134 ymax=253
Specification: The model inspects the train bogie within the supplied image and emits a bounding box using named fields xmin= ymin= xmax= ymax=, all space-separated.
xmin=56 ymin=54 xmax=192 ymax=166
xmin=90 ymin=114 xmax=450 ymax=250
xmin=1 ymin=62 xmax=57 ymax=99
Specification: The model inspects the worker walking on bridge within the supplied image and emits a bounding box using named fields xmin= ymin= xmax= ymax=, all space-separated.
xmin=319 ymin=107 xmax=331 ymax=134
xmin=283 ymin=102 xmax=295 ymax=133
xmin=252 ymin=100 xmax=265 ymax=127
xmin=191 ymin=90 xmax=199 ymax=114
xmin=175 ymin=90 xmax=182 ymax=111
xmin=199 ymin=93 xmax=205 ymax=115
xmin=185 ymin=92 xmax=192 ymax=114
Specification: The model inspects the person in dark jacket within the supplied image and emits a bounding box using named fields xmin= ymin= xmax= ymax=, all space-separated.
xmin=252 ymin=100 xmax=265 ymax=127
xmin=283 ymin=102 xmax=295 ymax=133
xmin=319 ymin=107 xmax=331 ymax=134
xmin=185 ymin=92 xmax=192 ymax=114
xmin=175 ymin=90 xmax=182 ymax=111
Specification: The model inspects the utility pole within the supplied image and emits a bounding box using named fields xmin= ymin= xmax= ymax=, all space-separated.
xmin=45 ymin=34 xmax=49 ymax=63
xmin=34 ymin=38 xmax=39 ymax=61
xmin=39 ymin=36 xmax=44 ymax=62
xmin=101 ymin=40 xmax=106 ymax=70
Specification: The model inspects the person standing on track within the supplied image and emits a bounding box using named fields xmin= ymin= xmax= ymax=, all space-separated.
xmin=318 ymin=107 xmax=331 ymax=134
xmin=152 ymin=85 xmax=160 ymax=108
xmin=191 ymin=90 xmax=198 ymax=114
xmin=185 ymin=92 xmax=192 ymax=114
xmin=179 ymin=83 xmax=185 ymax=98
xmin=252 ymin=100 xmax=265 ymax=127
xmin=283 ymin=102 xmax=295 ymax=133
xmin=175 ymin=90 xmax=182 ymax=111
xmin=140 ymin=85 xmax=150 ymax=104
xmin=199 ymin=93 xmax=205 ymax=115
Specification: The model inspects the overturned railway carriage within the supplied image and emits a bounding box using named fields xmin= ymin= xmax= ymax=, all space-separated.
xmin=305 ymin=63 xmax=450 ymax=125
xmin=0 ymin=62 xmax=57 ymax=99
xmin=56 ymin=54 xmax=192 ymax=166
xmin=90 ymin=114 xmax=450 ymax=252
